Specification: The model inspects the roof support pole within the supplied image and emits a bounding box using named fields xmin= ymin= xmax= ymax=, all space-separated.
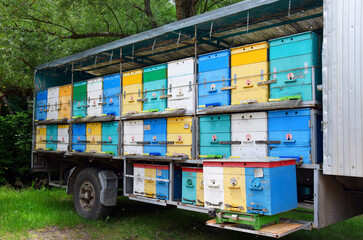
xmin=193 ymin=24 xmax=198 ymax=160
xmin=69 ymin=62 xmax=74 ymax=152
xmin=119 ymin=48 xmax=123 ymax=156
xmin=31 ymin=69 xmax=37 ymax=168
xmin=194 ymin=25 xmax=198 ymax=118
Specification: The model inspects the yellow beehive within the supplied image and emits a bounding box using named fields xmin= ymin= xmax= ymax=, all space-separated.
xmin=196 ymin=171 xmax=204 ymax=206
xmin=86 ymin=123 xmax=102 ymax=153
xmin=144 ymin=165 xmax=156 ymax=198
xmin=223 ymin=167 xmax=246 ymax=212
xmin=122 ymin=69 xmax=143 ymax=114
xmin=167 ymin=117 xmax=193 ymax=159
xmin=35 ymin=125 xmax=47 ymax=150
xmin=58 ymin=84 xmax=72 ymax=119
xmin=230 ymin=42 xmax=269 ymax=104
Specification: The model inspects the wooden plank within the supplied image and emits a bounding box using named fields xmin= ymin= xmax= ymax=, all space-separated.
xmin=71 ymin=115 xmax=115 ymax=123
xmin=259 ymin=223 xmax=303 ymax=235
xmin=205 ymin=219 xmax=312 ymax=238
xmin=124 ymin=155 xmax=187 ymax=162
xmin=121 ymin=109 xmax=187 ymax=120
xmin=67 ymin=152 xmax=113 ymax=159
xmin=197 ymin=100 xmax=321 ymax=115
xmin=35 ymin=118 xmax=69 ymax=125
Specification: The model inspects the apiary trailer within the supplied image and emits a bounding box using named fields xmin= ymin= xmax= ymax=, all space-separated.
xmin=32 ymin=0 xmax=363 ymax=237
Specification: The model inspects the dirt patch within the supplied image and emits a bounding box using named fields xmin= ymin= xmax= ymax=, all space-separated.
xmin=27 ymin=225 xmax=92 ymax=240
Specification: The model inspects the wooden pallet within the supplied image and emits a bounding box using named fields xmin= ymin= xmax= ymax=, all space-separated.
xmin=205 ymin=219 xmax=312 ymax=238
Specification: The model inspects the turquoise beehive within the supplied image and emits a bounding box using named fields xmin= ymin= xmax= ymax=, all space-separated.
xmin=45 ymin=125 xmax=57 ymax=150
xmin=101 ymin=121 xmax=119 ymax=155
xmin=269 ymin=32 xmax=321 ymax=101
xmin=181 ymin=168 xmax=197 ymax=205
xmin=199 ymin=114 xmax=231 ymax=158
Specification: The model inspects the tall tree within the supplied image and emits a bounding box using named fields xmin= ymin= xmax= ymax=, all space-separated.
xmin=0 ymin=0 xmax=240 ymax=100
xmin=175 ymin=0 xmax=241 ymax=20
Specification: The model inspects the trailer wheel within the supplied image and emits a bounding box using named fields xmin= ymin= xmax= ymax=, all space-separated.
xmin=73 ymin=168 xmax=110 ymax=220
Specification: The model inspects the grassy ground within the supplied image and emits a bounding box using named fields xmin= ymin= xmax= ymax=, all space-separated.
xmin=0 ymin=187 xmax=362 ymax=240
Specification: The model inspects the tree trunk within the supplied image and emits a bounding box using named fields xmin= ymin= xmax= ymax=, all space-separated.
xmin=144 ymin=0 xmax=158 ymax=28
xmin=175 ymin=0 xmax=195 ymax=20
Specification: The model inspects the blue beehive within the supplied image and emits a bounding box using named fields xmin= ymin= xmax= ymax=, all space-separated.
xmin=143 ymin=118 xmax=167 ymax=156
xmin=72 ymin=123 xmax=86 ymax=152
xmin=150 ymin=165 xmax=182 ymax=201
xmin=36 ymin=90 xmax=48 ymax=121
xmin=143 ymin=64 xmax=167 ymax=112
xmin=268 ymin=108 xmax=322 ymax=164
xmin=245 ymin=160 xmax=297 ymax=215
xmin=103 ymin=74 xmax=120 ymax=116
xmin=45 ymin=125 xmax=57 ymax=150
xmin=269 ymin=32 xmax=321 ymax=101
xmin=101 ymin=122 xmax=118 ymax=155
xmin=156 ymin=165 xmax=169 ymax=200
xmin=199 ymin=115 xmax=231 ymax=158
xmin=198 ymin=50 xmax=231 ymax=108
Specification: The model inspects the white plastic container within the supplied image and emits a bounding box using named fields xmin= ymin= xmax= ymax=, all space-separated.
xmin=167 ymin=58 xmax=195 ymax=112
xmin=87 ymin=78 xmax=103 ymax=117
xmin=133 ymin=164 xmax=145 ymax=196
xmin=57 ymin=125 xmax=69 ymax=151
xmin=123 ymin=120 xmax=144 ymax=155
xmin=203 ymin=164 xmax=224 ymax=209
xmin=47 ymin=87 xmax=59 ymax=120
xmin=231 ymin=112 xmax=268 ymax=159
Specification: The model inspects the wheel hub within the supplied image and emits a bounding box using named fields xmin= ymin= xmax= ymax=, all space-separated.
xmin=79 ymin=181 xmax=95 ymax=211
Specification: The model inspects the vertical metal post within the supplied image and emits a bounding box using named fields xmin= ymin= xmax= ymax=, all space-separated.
xmin=31 ymin=70 xmax=38 ymax=169
xmin=119 ymin=48 xmax=123 ymax=117
xmin=191 ymin=117 xmax=197 ymax=159
xmin=169 ymin=162 xmax=174 ymax=201
xmin=123 ymin=159 xmax=127 ymax=196
xmin=69 ymin=62 xmax=74 ymax=152
xmin=194 ymin=25 xmax=198 ymax=117
xmin=313 ymin=169 xmax=319 ymax=228
xmin=310 ymin=109 xmax=321 ymax=165
xmin=119 ymin=48 xmax=123 ymax=156
xmin=196 ymin=117 xmax=200 ymax=159
xmin=118 ymin=121 xmax=123 ymax=156
xmin=193 ymin=25 xmax=199 ymax=161
xmin=312 ymin=66 xmax=316 ymax=102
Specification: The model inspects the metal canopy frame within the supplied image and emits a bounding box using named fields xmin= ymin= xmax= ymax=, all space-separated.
xmin=34 ymin=0 xmax=323 ymax=89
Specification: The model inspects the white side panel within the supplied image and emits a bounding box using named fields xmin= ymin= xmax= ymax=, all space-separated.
xmin=323 ymin=0 xmax=363 ymax=177
xmin=87 ymin=78 xmax=103 ymax=117
xmin=231 ymin=112 xmax=268 ymax=159
xmin=167 ymin=74 xmax=194 ymax=111
xmin=57 ymin=126 xmax=69 ymax=151
xmin=47 ymin=87 xmax=59 ymax=120
xmin=167 ymin=57 xmax=194 ymax=78
xmin=124 ymin=120 xmax=144 ymax=155
xmin=133 ymin=167 xmax=145 ymax=196
xmin=203 ymin=166 xmax=224 ymax=209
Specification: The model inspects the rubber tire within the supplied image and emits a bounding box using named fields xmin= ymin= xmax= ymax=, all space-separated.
xmin=73 ymin=167 xmax=111 ymax=220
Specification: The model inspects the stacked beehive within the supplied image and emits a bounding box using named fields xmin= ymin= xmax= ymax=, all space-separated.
xmin=34 ymin=31 xmax=323 ymax=220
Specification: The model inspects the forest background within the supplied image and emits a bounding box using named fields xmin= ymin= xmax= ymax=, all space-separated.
xmin=0 ymin=0 xmax=240 ymax=186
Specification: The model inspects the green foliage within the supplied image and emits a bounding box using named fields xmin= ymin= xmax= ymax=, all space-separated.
xmin=0 ymin=111 xmax=32 ymax=185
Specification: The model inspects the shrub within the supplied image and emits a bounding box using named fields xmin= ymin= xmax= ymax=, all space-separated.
xmin=0 ymin=111 xmax=33 ymax=185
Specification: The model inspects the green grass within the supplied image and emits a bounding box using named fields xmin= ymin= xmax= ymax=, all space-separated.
xmin=0 ymin=187 xmax=362 ymax=239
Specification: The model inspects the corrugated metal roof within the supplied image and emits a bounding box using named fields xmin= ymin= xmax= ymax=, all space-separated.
xmin=35 ymin=0 xmax=323 ymax=86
